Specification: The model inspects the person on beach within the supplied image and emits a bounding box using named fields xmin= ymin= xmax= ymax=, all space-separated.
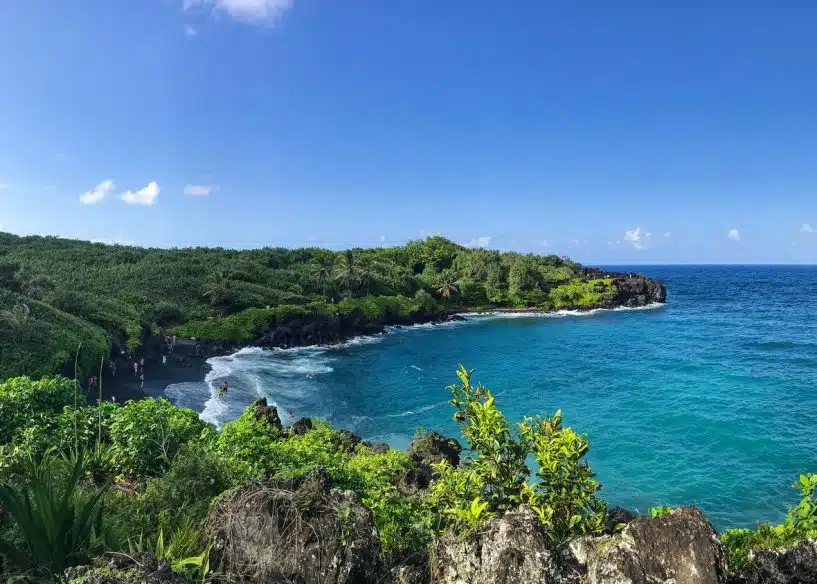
xmin=109 ymin=360 xmax=116 ymax=376
xmin=139 ymin=372 xmax=145 ymax=389
xmin=133 ymin=362 xmax=138 ymax=376
xmin=162 ymin=354 xmax=167 ymax=366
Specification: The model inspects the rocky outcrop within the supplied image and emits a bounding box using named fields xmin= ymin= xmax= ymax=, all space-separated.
xmin=737 ymin=539 xmax=817 ymax=584
xmin=568 ymin=506 xmax=727 ymax=584
xmin=582 ymin=268 xmax=667 ymax=308
xmin=402 ymin=431 xmax=463 ymax=491
xmin=64 ymin=553 xmax=188 ymax=584
xmin=251 ymin=397 xmax=283 ymax=432
xmin=605 ymin=506 xmax=637 ymax=533
xmin=205 ymin=470 xmax=384 ymax=584
xmin=431 ymin=506 xmax=568 ymax=584
xmin=430 ymin=506 xmax=725 ymax=584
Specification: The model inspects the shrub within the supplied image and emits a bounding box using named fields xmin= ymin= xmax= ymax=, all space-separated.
xmin=722 ymin=473 xmax=817 ymax=573
xmin=428 ymin=366 xmax=607 ymax=542
xmin=0 ymin=376 xmax=79 ymax=445
xmin=109 ymin=399 xmax=210 ymax=477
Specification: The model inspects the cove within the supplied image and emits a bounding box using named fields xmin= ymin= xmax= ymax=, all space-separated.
xmin=165 ymin=265 xmax=817 ymax=531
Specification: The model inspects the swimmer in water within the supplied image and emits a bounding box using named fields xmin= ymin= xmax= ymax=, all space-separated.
xmin=218 ymin=382 xmax=229 ymax=397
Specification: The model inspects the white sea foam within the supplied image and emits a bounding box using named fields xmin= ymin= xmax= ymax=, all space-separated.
xmin=410 ymin=365 xmax=423 ymax=371
xmin=384 ymin=401 xmax=447 ymax=418
xmin=458 ymin=303 xmax=664 ymax=320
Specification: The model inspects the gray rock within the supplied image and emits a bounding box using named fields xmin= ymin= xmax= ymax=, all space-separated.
xmin=402 ymin=431 xmax=463 ymax=492
xmin=431 ymin=506 xmax=567 ymax=584
xmin=740 ymin=539 xmax=817 ymax=584
xmin=205 ymin=469 xmax=384 ymax=584
xmin=568 ymin=506 xmax=727 ymax=584
xmin=251 ymin=397 xmax=283 ymax=433
xmin=291 ymin=416 xmax=314 ymax=435
xmin=64 ymin=553 xmax=188 ymax=584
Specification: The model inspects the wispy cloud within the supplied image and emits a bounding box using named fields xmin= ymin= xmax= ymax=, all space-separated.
xmin=90 ymin=236 xmax=136 ymax=246
xmin=664 ymin=231 xmax=671 ymax=237
xmin=184 ymin=184 xmax=215 ymax=196
xmin=183 ymin=0 xmax=293 ymax=24
xmin=539 ymin=239 xmax=549 ymax=247
xmin=79 ymin=180 xmax=115 ymax=205
xmin=185 ymin=24 xmax=197 ymax=37
xmin=727 ymin=228 xmax=741 ymax=242
xmin=120 ymin=181 xmax=160 ymax=206
xmin=800 ymin=223 xmax=814 ymax=233
xmin=465 ymin=236 xmax=492 ymax=248
xmin=379 ymin=235 xmax=386 ymax=243
xmin=624 ymin=227 xmax=652 ymax=250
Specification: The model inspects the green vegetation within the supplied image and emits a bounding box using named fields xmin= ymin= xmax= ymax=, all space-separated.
xmin=0 ymin=233 xmax=610 ymax=379
xmin=0 ymin=369 xmax=814 ymax=580
xmin=721 ymin=473 xmax=817 ymax=573
xmin=428 ymin=366 xmax=606 ymax=542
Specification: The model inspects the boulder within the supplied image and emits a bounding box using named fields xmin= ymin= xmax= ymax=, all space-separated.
xmin=403 ymin=431 xmax=463 ymax=490
xmin=605 ymin=506 xmax=637 ymax=533
xmin=251 ymin=397 xmax=283 ymax=433
xmin=372 ymin=442 xmax=391 ymax=455
xmin=739 ymin=539 xmax=817 ymax=584
xmin=407 ymin=431 xmax=462 ymax=469
xmin=205 ymin=469 xmax=384 ymax=584
xmin=568 ymin=506 xmax=727 ymax=584
xmin=64 ymin=553 xmax=187 ymax=584
xmin=291 ymin=416 xmax=314 ymax=435
xmin=431 ymin=506 xmax=567 ymax=584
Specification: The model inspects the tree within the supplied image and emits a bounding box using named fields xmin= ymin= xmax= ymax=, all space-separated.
xmin=1 ymin=303 xmax=30 ymax=343
xmin=15 ymin=269 xmax=54 ymax=301
xmin=309 ymin=256 xmax=335 ymax=298
xmin=436 ymin=279 xmax=460 ymax=302
xmin=333 ymin=251 xmax=360 ymax=295
xmin=202 ymin=271 xmax=231 ymax=313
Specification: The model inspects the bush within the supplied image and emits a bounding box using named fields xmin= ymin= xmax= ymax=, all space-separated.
xmin=428 ymin=366 xmax=607 ymax=542
xmin=0 ymin=376 xmax=79 ymax=445
xmin=109 ymin=399 xmax=210 ymax=477
xmin=722 ymin=473 xmax=817 ymax=573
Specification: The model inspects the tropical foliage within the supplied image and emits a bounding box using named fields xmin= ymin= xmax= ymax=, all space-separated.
xmin=0 ymin=233 xmax=608 ymax=379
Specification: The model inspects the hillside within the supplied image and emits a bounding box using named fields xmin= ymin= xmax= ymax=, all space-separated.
xmin=0 ymin=232 xmax=663 ymax=378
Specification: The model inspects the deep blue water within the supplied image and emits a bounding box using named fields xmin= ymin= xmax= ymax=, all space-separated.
xmin=165 ymin=266 xmax=817 ymax=530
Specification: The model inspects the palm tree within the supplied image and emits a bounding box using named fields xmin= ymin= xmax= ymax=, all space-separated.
xmin=309 ymin=256 xmax=335 ymax=297
xmin=333 ymin=251 xmax=359 ymax=295
xmin=202 ymin=271 xmax=231 ymax=313
xmin=436 ymin=280 xmax=460 ymax=302
xmin=1 ymin=303 xmax=30 ymax=343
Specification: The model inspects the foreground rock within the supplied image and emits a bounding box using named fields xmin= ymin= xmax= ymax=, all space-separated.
xmin=737 ymin=539 xmax=817 ymax=584
xmin=432 ymin=506 xmax=568 ymax=584
xmin=430 ymin=506 xmax=725 ymax=584
xmin=64 ymin=553 xmax=188 ymax=584
xmin=205 ymin=469 xmax=384 ymax=584
xmin=582 ymin=268 xmax=667 ymax=307
xmin=568 ymin=506 xmax=727 ymax=584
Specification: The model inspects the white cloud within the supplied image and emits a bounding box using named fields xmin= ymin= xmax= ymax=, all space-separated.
xmin=379 ymin=235 xmax=386 ymax=243
xmin=465 ymin=236 xmax=492 ymax=248
xmin=568 ymin=239 xmax=580 ymax=248
xmin=90 ymin=236 xmax=136 ymax=246
xmin=800 ymin=223 xmax=814 ymax=233
xmin=185 ymin=25 xmax=197 ymax=37
xmin=79 ymin=180 xmax=115 ymax=204
xmin=183 ymin=0 xmax=293 ymax=24
xmin=120 ymin=181 xmax=160 ymax=206
xmin=624 ymin=227 xmax=652 ymax=250
xmin=727 ymin=228 xmax=740 ymax=242
xmin=184 ymin=184 xmax=215 ymax=196
xmin=664 ymin=231 xmax=671 ymax=237
xmin=540 ymin=239 xmax=549 ymax=247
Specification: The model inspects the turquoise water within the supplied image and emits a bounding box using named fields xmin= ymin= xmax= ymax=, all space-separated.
xmin=165 ymin=266 xmax=817 ymax=530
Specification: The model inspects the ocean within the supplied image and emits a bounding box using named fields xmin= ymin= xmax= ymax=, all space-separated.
xmin=164 ymin=265 xmax=817 ymax=531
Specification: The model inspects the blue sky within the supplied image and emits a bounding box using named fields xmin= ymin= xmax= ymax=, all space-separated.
xmin=2 ymin=1 xmax=817 ymax=264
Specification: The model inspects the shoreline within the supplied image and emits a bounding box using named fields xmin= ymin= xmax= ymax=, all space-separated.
xmin=100 ymin=302 xmax=665 ymax=406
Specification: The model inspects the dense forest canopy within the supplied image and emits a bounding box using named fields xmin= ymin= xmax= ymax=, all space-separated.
xmin=0 ymin=232 xmax=612 ymax=378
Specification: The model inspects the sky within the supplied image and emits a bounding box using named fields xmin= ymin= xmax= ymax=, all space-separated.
xmin=1 ymin=1 xmax=817 ymax=264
